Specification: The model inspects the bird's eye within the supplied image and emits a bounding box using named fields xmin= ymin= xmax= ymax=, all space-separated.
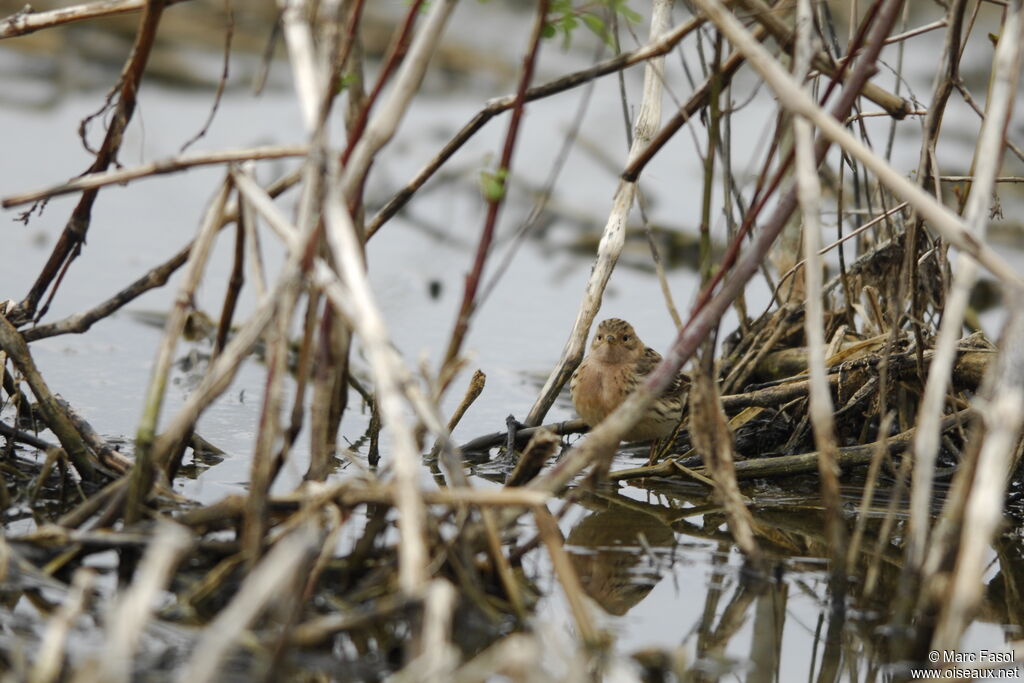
xmin=596 ymin=334 xmax=603 ymax=341
xmin=623 ymin=334 xmax=631 ymax=342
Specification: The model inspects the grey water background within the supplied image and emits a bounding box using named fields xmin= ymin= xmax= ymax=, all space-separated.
xmin=2 ymin=1 xmax=1024 ymax=678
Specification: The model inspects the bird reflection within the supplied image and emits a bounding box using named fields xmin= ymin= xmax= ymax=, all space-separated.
xmin=566 ymin=506 xmax=676 ymax=616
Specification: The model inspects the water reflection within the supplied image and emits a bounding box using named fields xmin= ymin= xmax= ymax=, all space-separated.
xmin=566 ymin=499 xmax=677 ymax=616
xmin=557 ymin=481 xmax=1023 ymax=682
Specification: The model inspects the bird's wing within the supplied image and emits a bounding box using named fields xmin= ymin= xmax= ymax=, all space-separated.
xmin=636 ymin=346 xmax=688 ymax=398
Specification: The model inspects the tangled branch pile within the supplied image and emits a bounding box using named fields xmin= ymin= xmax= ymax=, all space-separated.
xmin=1 ymin=0 xmax=1023 ymax=679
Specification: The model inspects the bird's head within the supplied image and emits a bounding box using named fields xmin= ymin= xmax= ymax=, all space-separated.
xmin=590 ymin=318 xmax=643 ymax=364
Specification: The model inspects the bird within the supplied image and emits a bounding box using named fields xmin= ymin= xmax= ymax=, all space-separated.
xmin=570 ymin=318 xmax=688 ymax=442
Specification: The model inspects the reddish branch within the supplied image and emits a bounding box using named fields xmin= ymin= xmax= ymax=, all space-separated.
xmin=341 ymin=0 xmax=424 ymax=167
xmin=9 ymin=0 xmax=168 ymax=327
xmin=644 ymin=0 xmax=906 ymax=402
xmin=439 ymin=0 xmax=551 ymax=386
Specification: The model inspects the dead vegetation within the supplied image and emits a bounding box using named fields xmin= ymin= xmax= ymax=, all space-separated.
xmin=1 ymin=0 xmax=1024 ymax=680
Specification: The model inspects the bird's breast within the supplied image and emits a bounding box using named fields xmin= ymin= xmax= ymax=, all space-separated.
xmin=571 ymin=358 xmax=630 ymax=427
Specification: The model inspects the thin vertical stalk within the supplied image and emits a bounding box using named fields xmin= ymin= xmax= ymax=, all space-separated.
xmin=907 ymin=0 xmax=1022 ymax=571
xmin=439 ymin=0 xmax=550 ymax=390
xmin=525 ymin=0 xmax=673 ymax=426
xmin=793 ymin=0 xmax=847 ymax=577
xmin=127 ymin=178 xmax=232 ymax=523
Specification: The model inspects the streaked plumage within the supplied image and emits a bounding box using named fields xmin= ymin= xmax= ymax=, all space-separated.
xmin=570 ymin=318 xmax=687 ymax=442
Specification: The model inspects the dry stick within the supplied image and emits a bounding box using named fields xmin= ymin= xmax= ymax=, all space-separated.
xmin=954 ymin=80 xmax=1024 ymax=167
xmin=0 ymin=421 xmax=52 ymax=451
xmin=0 ymin=0 xmax=191 ymax=38
xmin=429 ymin=369 xmax=486 ymax=460
xmin=277 ymin=2 xmax=348 ymax=485
xmin=57 ymin=397 xmax=132 ymax=474
xmin=521 ymin=0 xmax=905 ymax=501
xmin=341 ymin=0 xmax=457 ymax=199
xmin=932 ymin=290 xmax=1024 ymax=652
xmin=735 ymin=0 xmax=911 ymax=119
xmin=438 ymin=0 xmax=549 ymax=392
xmin=690 ymin=370 xmax=762 ymax=561
xmin=0 ymin=317 xmax=97 ymax=481
xmin=91 ymin=523 xmax=192 ymax=683
xmin=272 ymin=481 xmax=550 ymax=508
xmin=2 ymin=146 xmax=307 ymax=209
xmin=231 ymin=170 xmax=464 ymax=479
xmin=24 ymin=246 xmax=189 ymax=343
xmin=320 ymin=166 xmax=431 ymax=595
xmin=524 ymin=0 xmax=672 ymax=427
xmin=276 ymin=0 xmax=443 ymax=590
xmin=846 ymin=412 xmax=894 ymax=570
xmin=279 ymin=0 xmax=325 ymax=131
xmin=8 ymin=0 xmax=167 ymax=326
xmin=214 ymin=193 xmax=246 ymax=354
xmin=31 ymin=568 xmax=95 ymax=683
xmin=450 ymin=634 xmax=540 ymax=683
xmin=282 ymin=290 xmax=319 ymax=475
xmin=397 ymin=580 xmax=458 ymax=683
xmin=319 ymin=0 xmax=365 ymax=129
xmin=907 ymin=0 xmax=1023 ymax=572
xmin=940 ymin=175 xmax=1024 ymax=183
xmin=340 ymin=0 xmax=424 ymax=167
xmin=533 ymin=505 xmax=602 ymax=647
xmin=178 ymin=525 xmax=316 ymax=683
xmin=692 ymin=0 xmax=1023 ymax=286
xmin=242 ymin=298 xmax=296 ymax=561
xmin=478 ymin=506 xmax=526 ymax=617
xmin=126 ymin=178 xmax=232 ymax=524
xmin=365 ymin=12 xmax=712 ymax=238
xmin=793 ymin=0 xmax=846 ymax=576
xmin=239 ymin=162 xmax=268 ymax=300
xmin=179 ymin=0 xmax=233 ymax=153
xmin=459 ymin=418 xmax=587 ymax=452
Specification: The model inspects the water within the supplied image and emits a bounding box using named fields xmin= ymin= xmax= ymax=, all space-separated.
xmin=2 ymin=1 xmax=1024 ymax=679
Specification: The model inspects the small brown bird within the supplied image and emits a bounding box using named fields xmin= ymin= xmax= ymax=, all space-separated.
xmin=570 ymin=318 xmax=687 ymax=442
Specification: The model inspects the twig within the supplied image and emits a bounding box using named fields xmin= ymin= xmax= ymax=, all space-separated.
xmin=524 ymin=0 xmax=672 ymax=426
xmin=793 ymin=0 xmax=846 ymax=573
xmin=94 ymin=522 xmax=192 ymax=683
xmin=438 ymin=0 xmax=549 ymax=390
xmin=177 ymin=525 xmax=316 ymax=683
xmin=0 ymin=316 xmax=97 ymax=481
xmin=533 ymin=505 xmax=603 ymax=647
xmin=8 ymin=0 xmax=168 ymax=325
xmin=365 ymin=12 xmax=711 ymax=238
xmin=907 ymin=0 xmax=1022 ymax=571
xmin=31 ymin=568 xmax=95 ymax=683
xmin=0 ymin=0 xmax=190 ymax=38
xmin=459 ymin=418 xmax=586 ymax=452
xmin=932 ymin=289 xmax=1024 ymax=651
xmin=127 ymin=178 xmax=232 ymax=523
xmin=2 ymin=146 xmax=306 ymax=209
xmin=429 ymin=370 xmax=486 ymax=459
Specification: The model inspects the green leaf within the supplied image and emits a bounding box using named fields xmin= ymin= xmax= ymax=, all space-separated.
xmin=618 ymin=5 xmax=642 ymax=23
xmin=582 ymin=13 xmax=611 ymax=46
xmin=479 ymin=168 xmax=508 ymax=202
